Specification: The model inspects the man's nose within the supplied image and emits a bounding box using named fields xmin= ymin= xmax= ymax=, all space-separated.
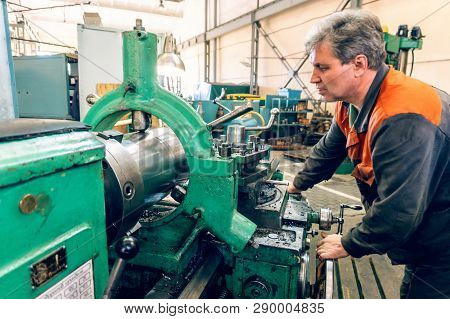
xmin=310 ymin=69 xmax=321 ymax=84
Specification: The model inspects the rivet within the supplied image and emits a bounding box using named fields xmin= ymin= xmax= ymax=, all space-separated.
xmin=19 ymin=194 xmax=37 ymax=214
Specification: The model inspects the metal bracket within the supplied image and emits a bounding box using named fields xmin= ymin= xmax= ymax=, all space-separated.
xmin=255 ymin=22 xmax=324 ymax=113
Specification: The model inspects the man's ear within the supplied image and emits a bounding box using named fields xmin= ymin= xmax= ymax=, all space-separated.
xmin=353 ymin=54 xmax=369 ymax=77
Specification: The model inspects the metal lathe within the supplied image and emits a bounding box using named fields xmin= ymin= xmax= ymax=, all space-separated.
xmin=0 ymin=24 xmax=352 ymax=299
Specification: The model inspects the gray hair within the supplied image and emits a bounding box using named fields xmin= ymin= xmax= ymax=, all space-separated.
xmin=305 ymin=10 xmax=386 ymax=69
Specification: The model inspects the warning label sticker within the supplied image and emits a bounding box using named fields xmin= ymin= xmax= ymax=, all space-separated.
xmin=37 ymin=259 xmax=95 ymax=299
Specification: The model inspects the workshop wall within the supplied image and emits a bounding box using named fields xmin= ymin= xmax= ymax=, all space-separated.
xmin=8 ymin=0 xmax=182 ymax=55
xmin=179 ymin=0 xmax=450 ymax=101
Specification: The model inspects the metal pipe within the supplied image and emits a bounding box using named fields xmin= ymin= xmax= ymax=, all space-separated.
xmin=215 ymin=101 xmax=232 ymax=114
xmin=103 ymin=236 xmax=139 ymax=298
xmin=207 ymin=103 xmax=254 ymax=129
xmin=212 ymin=88 xmax=233 ymax=113
xmin=399 ymin=50 xmax=409 ymax=74
xmin=102 ymin=258 xmax=126 ymax=298
xmin=214 ymin=88 xmax=226 ymax=101
xmin=245 ymin=107 xmax=279 ymax=131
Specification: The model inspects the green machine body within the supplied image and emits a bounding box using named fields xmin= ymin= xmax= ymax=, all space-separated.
xmin=0 ymin=119 xmax=109 ymax=298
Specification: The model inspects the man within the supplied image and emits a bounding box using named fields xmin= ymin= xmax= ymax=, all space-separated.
xmin=288 ymin=10 xmax=450 ymax=298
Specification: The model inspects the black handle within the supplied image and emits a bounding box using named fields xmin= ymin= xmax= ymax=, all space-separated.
xmin=103 ymin=236 xmax=139 ymax=299
xmin=336 ymin=204 xmax=363 ymax=235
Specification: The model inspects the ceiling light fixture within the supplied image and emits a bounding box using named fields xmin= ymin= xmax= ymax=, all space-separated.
xmin=157 ymin=34 xmax=185 ymax=76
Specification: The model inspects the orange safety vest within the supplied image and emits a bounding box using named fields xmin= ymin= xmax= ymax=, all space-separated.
xmin=334 ymin=67 xmax=443 ymax=186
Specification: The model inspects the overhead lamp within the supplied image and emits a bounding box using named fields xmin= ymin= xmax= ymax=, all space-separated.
xmin=159 ymin=0 xmax=164 ymax=8
xmin=157 ymin=34 xmax=185 ymax=77
xmin=157 ymin=34 xmax=185 ymax=94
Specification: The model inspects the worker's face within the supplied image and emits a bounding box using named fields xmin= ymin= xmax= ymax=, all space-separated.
xmin=310 ymin=40 xmax=357 ymax=102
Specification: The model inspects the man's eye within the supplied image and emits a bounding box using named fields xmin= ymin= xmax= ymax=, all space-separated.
xmin=319 ymin=66 xmax=328 ymax=71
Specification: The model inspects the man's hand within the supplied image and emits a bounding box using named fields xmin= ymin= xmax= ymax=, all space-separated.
xmin=287 ymin=182 xmax=302 ymax=194
xmin=317 ymin=233 xmax=349 ymax=260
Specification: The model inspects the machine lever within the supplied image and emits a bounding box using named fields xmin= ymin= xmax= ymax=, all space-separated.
xmin=207 ymin=104 xmax=254 ymax=129
xmin=103 ymin=236 xmax=139 ymax=299
xmin=214 ymin=88 xmax=227 ymax=102
xmin=336 ymin=204 xmax=363 ymax=235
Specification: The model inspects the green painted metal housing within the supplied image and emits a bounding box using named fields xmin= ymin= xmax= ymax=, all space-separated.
xmin=0 ymin=123 xmax=108 ymax=298
xmin=224 ymin=229 xmax=305 ymax=299
xmin=83 ymin=29 xmax=256 ymax=275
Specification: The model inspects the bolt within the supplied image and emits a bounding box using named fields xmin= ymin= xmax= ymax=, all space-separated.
xmin=247 ymin=141 xmax=255 ymax=152
xmin=134 ymin=18 xmax=145 ymax=31
xmin=213 ymin=138 xmax=220 ymax=149
xmin=123 ymin=182 xmax=135 ymax=200
xmin=19 ymin=194 xmax=37 ymax=214
xmin=218 ymin=143 xmax=231 ymax=157
xmin=192 ymin=207 xmax=204 ymax=217
xmin=252 ymin=289 xmax=261 ymax=297
xmin=249 ymin=240 xmax=259 ymax=249
xmin=239 ymin=144 xmax=247 ymax=156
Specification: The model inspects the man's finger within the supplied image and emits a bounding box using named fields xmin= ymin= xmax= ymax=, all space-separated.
xmin=317 ymin=239 xmax=329 ymax=247
xmin=319 ymin=252 xmax=332 ymax=260
xmin=320 ymin=232 xmax=328 ymax=239
xmin=287 ymin=182 xmax=303 ymax=195
xmin=317 ymin=245 xmax=329 ymax=255
xmin=318 ymin=252 xmax=331 ymax=260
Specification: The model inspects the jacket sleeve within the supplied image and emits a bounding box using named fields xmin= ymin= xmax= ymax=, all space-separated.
xmin=293 ymin=117 xmax=348 ymax=190
xmin=341 ymin=114 xmax=439 ymax=257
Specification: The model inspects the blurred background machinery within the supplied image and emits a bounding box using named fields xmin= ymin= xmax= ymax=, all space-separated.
xmin=14 ymin=53 xmax=80 ymax=120
xmin=192 ymin=86 xmax=332 ymax=152
xmin=384 ymin=24 xmax=424 ymax=76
